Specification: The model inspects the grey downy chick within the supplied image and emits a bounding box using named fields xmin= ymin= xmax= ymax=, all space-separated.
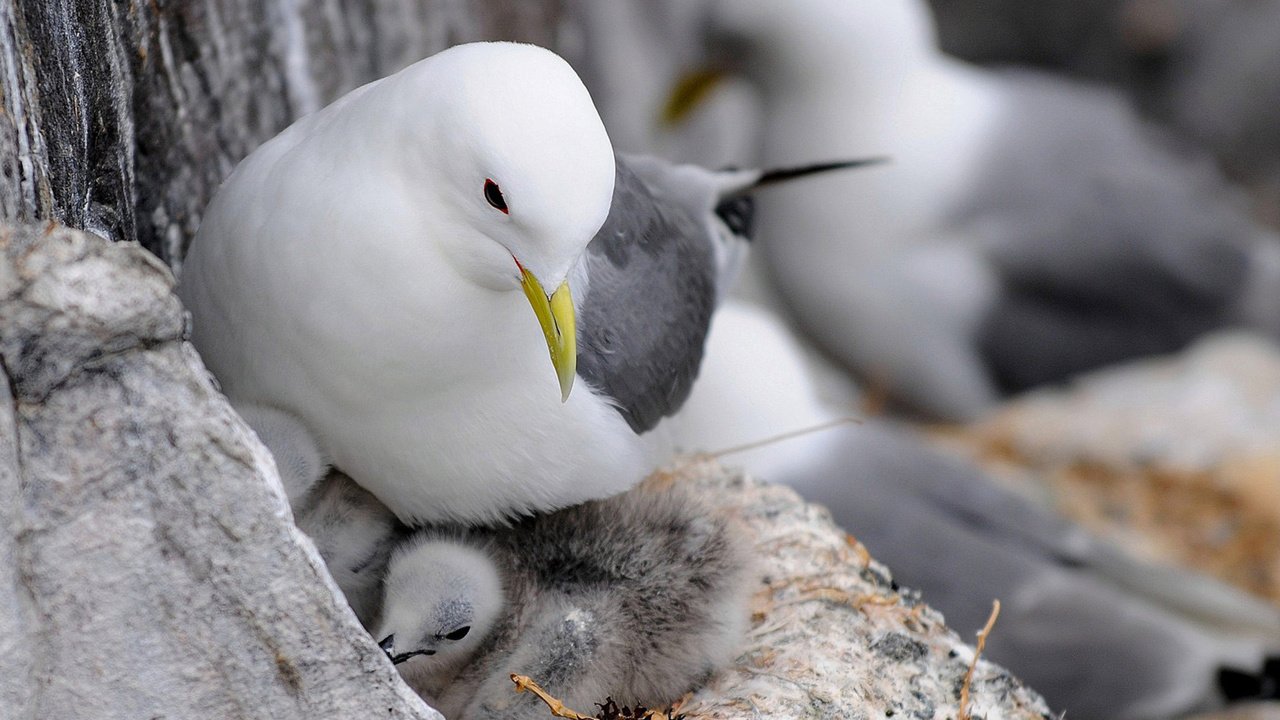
xmin=236 ymin=403 xmax=403 ymax=628
xmin=293 ymin=470 xmax=403 ymax=628
xmin=376 ymin=480 xmax=753 ymax=720
xmin=376 ymin=537 xmax=505 ymax=691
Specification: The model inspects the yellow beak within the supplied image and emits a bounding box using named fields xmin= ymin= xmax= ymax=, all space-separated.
xmin=518 ymin=266 xmax=577 ymax=402
xmin=661 ymin=68 xmax=728 ymax=126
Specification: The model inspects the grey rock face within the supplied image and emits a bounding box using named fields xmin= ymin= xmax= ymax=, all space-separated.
xmin=0 ymin=222 xmax=441 ymax=720
xmin=0 ymin=0 xmax=559 ymax=268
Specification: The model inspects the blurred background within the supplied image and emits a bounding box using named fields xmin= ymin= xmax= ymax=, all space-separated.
xmin=553 ymin=2 xmax=1280 ymax=718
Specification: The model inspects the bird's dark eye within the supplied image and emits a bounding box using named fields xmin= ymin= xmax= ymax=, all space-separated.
xmin=484 ymin=179 xmax=508 ymax=214
xmin=444 ymin=626 xmax=471 ymax=641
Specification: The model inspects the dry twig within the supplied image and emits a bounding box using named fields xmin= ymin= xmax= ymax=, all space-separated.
xmin=509 ymin=674 xmax=683 ymax=720
xmin=511 ymin=674 xmax=591 ymax=720
xmin=958 ymin=600 xmax=1002 ymax=720
xmin=706 ymin=417 xmax=862 ymax=461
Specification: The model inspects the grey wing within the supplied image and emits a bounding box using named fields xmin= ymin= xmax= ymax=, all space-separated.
xmin=576 ymin=157 xmax=718 ymax=434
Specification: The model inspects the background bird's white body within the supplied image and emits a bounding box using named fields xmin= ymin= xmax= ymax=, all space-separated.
xmin=733 ymin=3 xmax=1003 ymax=243
xmin=181 ymin=43 xmax=663 ymax=524
xmin=671 ymin=298 xmax=859 ymax=480
xmin=708 ymin=0 xmax=1009 ymax=417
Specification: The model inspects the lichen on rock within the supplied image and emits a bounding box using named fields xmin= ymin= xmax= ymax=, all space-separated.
xmin=939 ymin=332 xmax=1280 ymax=603
xmin=661 ymin=460 xmax=1053 ymax=720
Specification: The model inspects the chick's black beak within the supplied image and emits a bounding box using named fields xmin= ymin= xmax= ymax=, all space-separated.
xmin=390 ymin=649 xmax=435 ymax=665
xmin=378 ymin=631 xmax=440 ymax=665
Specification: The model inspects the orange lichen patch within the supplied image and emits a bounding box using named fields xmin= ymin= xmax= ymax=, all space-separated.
xmin=1044 ymin=461 xmax=1279 ymax=602
xmin=937 ymin=424 xmax=1280 ymax=604
xmin=781 ymin=586 xmax=901 ymax=617
xmin=844 ymin=533 xmax=874 ymax=568
xmin=638 ymin=466 xmax=685 ymax=492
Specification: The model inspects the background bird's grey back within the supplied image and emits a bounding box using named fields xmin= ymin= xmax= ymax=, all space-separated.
xmin=953 ymin=71 xmax=1255 ymax=391
xmin=1156 ymin=0 xmax=1280 ymax=188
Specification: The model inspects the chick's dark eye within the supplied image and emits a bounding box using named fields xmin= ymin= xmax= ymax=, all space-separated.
xmin=484 ymin=179 xmax=508 ymax=214
xmin=444 ymin=626 xmax=471 ymax=641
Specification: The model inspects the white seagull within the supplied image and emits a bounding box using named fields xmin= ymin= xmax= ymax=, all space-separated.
xmin=182 ymin=42 xmax=627 ymax=525
xmin=181 ymin=41 xmax=867 ymax=525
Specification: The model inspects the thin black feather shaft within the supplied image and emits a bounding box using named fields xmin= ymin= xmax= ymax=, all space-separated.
xmin=749 ymin=157 xmax=889 ymax=190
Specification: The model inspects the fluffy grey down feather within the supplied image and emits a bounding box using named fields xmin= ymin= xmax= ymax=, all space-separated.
xmin=387 ymin=482 xmax=753 ymax=720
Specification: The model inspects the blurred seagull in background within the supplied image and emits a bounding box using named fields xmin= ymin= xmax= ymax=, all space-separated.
xmin=182 ymin=40 xmax=874 ymax=525
xmin=779 ymin=420 xmax=1280 ymax=720
xmin=565 ymin=0 xmax=764 ymax=170
xmin=664 ymin=0 xmax=1280 ymax=421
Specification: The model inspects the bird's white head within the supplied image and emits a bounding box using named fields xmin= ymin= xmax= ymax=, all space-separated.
xmin=697 ymin=0 xmax=939 ymax=91
xmin=376 ymin=537 xmax=504 ymax=679
xmin=367 ymin=42 xmax=615 ymax=399
xmin=399 ymin=43 xmax=614 ymax=287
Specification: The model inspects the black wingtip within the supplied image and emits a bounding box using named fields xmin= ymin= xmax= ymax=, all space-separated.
xmin=1220 ymin=667 xmax=1265 ymax=701
xmin=752 ymin=156 xmax=890 ymax=189
xmin=1219 ymin=657 xmax=1280 ymax=701
xmin=711 ymin=157 xmax=888 ymax=241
